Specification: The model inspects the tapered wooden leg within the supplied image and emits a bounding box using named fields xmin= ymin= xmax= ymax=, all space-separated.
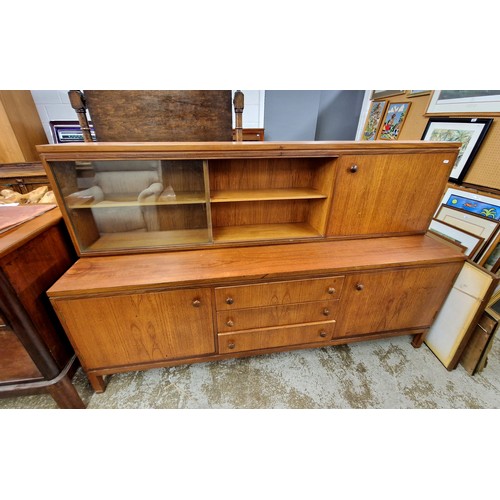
xmin=411 ymin=330 xmax=428 ymax=348
xmin=47 ymin=374 xmax=86 ymax=409
xmin=88 ymin=373 xmax=107 ymax=393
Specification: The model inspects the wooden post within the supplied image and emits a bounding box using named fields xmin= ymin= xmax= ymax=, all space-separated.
xmin=68 ymin=90 xmax=93 ymax=142
xmin=233 ymin=90 xmax=244 ymax=142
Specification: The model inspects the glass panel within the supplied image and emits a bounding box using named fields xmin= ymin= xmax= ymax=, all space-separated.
xmin=48 ymin=159 xmax=210 ymax=253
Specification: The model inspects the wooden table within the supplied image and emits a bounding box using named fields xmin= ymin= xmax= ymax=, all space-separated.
xmin=0 ymin=206 xmax=84 ymax=408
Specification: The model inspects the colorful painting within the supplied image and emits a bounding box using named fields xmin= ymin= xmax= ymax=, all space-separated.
xmin=430 ymin=128 xmax=473 ymax=169
xmin=421 ymin=118 xmax=493 ymax=183
xmin=446 ymin=194 xmax=500 ymax=220
xmin=362 ymin=101 xmax=387 ymax=140
xmin=379 ymin=102 xmax=411 ymax=140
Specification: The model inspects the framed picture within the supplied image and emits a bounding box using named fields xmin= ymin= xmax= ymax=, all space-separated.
xmin=407 ymin=90 xmax=431 ymax=97
xmin=479 ymin=230 xmax=500 ymax=272
xmin=487 ymin=289 xmax=500 ymax=321
xmin=439 ymin=187 xmax=500 ymax=220
xmin=429 ymin=219 xmax=484 ymax=257
xmin=49 ymin=120 xmax=96 ymax=143
xmin=425 ymin=261 xmax=498 ymax=370
xmin=426 ymin=90 xmax=500 ymax=114
xmin=435 ymin=205 xmax=500 ymax=249
xmin=361 ymin=100 xmax=387 ymax=140
xmin=421 ymin=117 xmax=492 ymax=183
xmin=482 ymin=239 xmax=500 ymax=273
xmin=370 ymin=90 xmax=405 ymax=100
xmin=426 ymin=230 xmax=467 ymax=253
xmin=379 ymin=102 xmax=411 ymax=140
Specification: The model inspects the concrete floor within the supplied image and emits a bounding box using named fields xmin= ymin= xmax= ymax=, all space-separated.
xmin=2 ymin=335 xmax=500 ymax=409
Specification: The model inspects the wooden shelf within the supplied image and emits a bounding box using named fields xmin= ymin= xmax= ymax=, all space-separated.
xmin=87 ymin=229 xmax=211 ymax=251
xmin=213 ymin=223 xmax=322 ymax=243
xmin=210 ymin=188 xmax=327 ymax=203
xmin=67 ymin=191 xmax=207 ymax=209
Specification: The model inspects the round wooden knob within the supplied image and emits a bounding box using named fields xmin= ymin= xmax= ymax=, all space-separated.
xmin=192 ymin=299 xmax=201 ymax=307
xmin=226 ymin=297 xmax=234 ymax=305
xmin=323 ymin=308 xmax=330 ymax=316
xmin=228 ymin=342 xmax=236 ymax=349
xmin=319 ymin=330 xmax=327 ymax=338
xmin=355 ymin=283 xmax=364 ymax=291
xmin=226 ymin=319 xmax=234 ymax=327
xmin=328 ymin=287 xmax=336 ymax=295
xmin=349 ymin=164 xmax=358 ymax=173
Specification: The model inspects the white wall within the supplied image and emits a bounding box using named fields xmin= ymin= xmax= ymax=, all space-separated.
xmin=31 ymin=90 xmax=265 ymax=143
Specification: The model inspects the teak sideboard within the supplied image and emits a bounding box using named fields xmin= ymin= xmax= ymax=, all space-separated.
xmin=37 ymin=141 xmax=467 ymax=393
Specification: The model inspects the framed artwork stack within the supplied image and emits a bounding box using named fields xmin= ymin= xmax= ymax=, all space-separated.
xmin=428 ymin=186 xmax=500 ymax=272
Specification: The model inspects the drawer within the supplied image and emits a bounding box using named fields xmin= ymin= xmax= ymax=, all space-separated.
xmin=217 ymin=299 xmax=339 ymax=332
xmin=215 ymin=276 xmax=344 ymax=310
xmin=218 ymin=320 xmax=336 ymax=354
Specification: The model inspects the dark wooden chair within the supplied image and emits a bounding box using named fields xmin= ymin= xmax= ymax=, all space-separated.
xmin=68 ymin=90 xmax=244 ymax=142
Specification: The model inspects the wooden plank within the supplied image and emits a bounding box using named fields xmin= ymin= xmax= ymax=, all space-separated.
xmin=88 ymin=228 xmax=212 ymax=251
xmin=210 ymin=188 xmax=327 ymax=203
xmin=67 ymin=191 xmax=207 ymax=208
xmin=459 ymin=313 xmax=497 ymax=375
xmin=47 ymin=234 xmax=466 ymax=297
xmin=37 ymin=140 xmax=461 ymax=157
xmin=212 ymin=223 xmax=321 ymax=243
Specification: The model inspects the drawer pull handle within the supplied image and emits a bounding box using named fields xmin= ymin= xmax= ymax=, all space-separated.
xmin=228 ymin=342 xmax=236 ymax=349
xmin=225 ymin=297 xmax=234 ymax=305
xmin=322 ymin=308 xmax=330 ymax=316
xmin=349 ymin=164 xmax=358 ymax=173
xmin=319 ymin=330 xmax=328 ymax=338
xmin=192 ymin=299 xmax=201 ymax=307
xmin=226 ymin=319 xmax=234 ymax=327
xmin=328 ymin=287 xmax=336 ymax=295
xmin=355 ymin=283 xmax=364 ymax=291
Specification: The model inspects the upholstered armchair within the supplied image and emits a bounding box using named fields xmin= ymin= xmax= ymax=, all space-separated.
xmin=66 ymin=160 xmax=165 ymax=233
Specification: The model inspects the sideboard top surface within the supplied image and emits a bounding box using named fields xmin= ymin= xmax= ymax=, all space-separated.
xmin=47 ymin=234 xmax=466 ymax=297
xmin=37 ymin=140 xmax=461 ymax=160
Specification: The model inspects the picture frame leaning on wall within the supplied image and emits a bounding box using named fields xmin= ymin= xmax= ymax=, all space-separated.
xmin=361 ymin=100 xmax=387 ymax=140
xmin=426 ymin=90 xmax=500 ymax=114
xmin=421 ymin=117 xmax=493 ymax=183
xmin=379 ymin=102 xmax=411 ymax=140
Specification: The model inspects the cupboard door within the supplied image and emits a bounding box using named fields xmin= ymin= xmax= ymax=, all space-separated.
xmin=52 ymin=288 xmax=214 ymax=369
xmin=327 ymin=152 xmax=456 ymax=236
xmin=335 ymin=263 xmax=462 ymax=338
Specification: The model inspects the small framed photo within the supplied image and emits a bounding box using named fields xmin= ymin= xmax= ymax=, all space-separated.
xmin=361 ymin=100 xmax=387 ymax=140
xmin=421 ymin=117 xmax=493 ymax=184
xmin=370 ymin=90 xmax=405 ymax=100
xmin=407 ymin=90 xmax=431 ymax=98
xmin=439 ymin=187 xmax=500 ymax=220
xmin=429 ymin=219 xmax=484 ymax=257
xmin=379 ymin=102 xmax=411 ymax=140
xmin=435 ymin=204 xmax=500 ymax=251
